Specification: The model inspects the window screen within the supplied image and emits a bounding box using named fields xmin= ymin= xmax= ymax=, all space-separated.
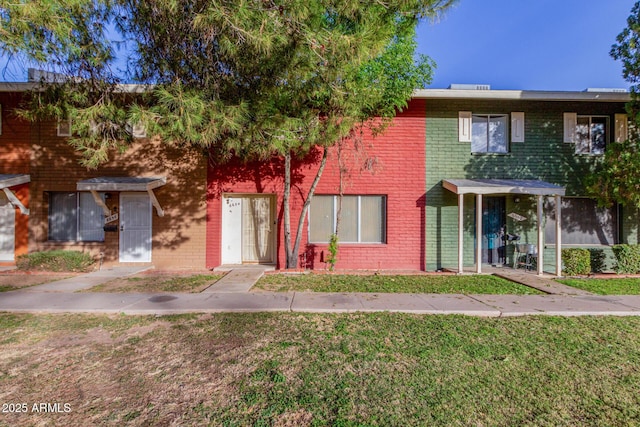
xmin=545 ymin=198 xmax=617 ymax=245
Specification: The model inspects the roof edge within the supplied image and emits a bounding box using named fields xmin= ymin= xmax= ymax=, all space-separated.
xmin=413 ymin=88 xmax=630 ymax=102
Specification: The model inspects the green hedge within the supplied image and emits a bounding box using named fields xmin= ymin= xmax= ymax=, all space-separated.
xmin=562 ymin=248 xmax=591 ymax=276
xmin=612 ymin=245 xmax=640 ymax=274
xmin=16 ymin=250 xmax=95 ymax=272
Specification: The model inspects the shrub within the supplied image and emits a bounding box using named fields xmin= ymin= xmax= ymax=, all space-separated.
xmin=588 ymin=249 xmax=607 ymax=273
xmin=16 ymin=250 xmax=95 ymax=272
xmin=611 ymin=244 xmax=640 ymax=274
xmin=562 ymin=248 xmax=591 ymax=276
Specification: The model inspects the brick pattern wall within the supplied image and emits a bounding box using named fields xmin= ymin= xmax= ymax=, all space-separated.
xmin=0 ymin=93 xmax=30 ymax=261
xmin=207 ymin=99 xmax=426 ymax=270
xmin=425 ymin=98 xmax=629 ymax=271
xmin=29 ymin=121 xmax=207 ymax=269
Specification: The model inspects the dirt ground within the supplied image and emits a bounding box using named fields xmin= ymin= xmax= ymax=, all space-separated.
xmin=0 ymin=313 xmax=281 ymax=426
xmin=0 ymin=272 xmax=76 ymax=291
xmin=84 ymin=270 xmax=225 ymax=293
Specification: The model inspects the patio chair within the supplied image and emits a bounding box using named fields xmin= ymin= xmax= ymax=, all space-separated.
xmin=513 ymin=243 xmax=537 ymax=271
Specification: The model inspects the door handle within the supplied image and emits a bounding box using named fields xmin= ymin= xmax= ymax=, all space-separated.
xmin=120 ymin=225 xmax=124 ymax=231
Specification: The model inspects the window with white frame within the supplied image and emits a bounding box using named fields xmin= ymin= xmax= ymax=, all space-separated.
xmin=57 ymin=117 xmax=71 ymax=137
xmin=471 ymin=114 xmax=509 ymax=153
xmin=309 ymin=195 xmax=386 ymax=243
xmin=576 ymin=115 xmax=608 ymax=155
xmin=544 ymin=197 xmax=618 ymax=245
xmin=48 ymin=192 xmax=105 ymax=242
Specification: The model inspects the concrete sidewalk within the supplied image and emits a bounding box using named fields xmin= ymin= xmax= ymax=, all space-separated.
xmin=2 ymin=289 xmax=640 ymax=316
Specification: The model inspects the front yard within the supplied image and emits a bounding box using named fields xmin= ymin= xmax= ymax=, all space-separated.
xmin=254 ymin=273 xmax=544 ymax=294
xmin=557 ymin=277 xmax=640 ymax=295
xmin=1 ymin=312 xmax=639 ymax=426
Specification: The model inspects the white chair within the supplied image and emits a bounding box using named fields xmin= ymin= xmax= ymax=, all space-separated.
xmin=514 ymin=243 xmax=537 ymax=271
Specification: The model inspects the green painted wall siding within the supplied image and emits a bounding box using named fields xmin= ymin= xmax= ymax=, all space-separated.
xmin=425 ymin=98 xmax=629 ymax=271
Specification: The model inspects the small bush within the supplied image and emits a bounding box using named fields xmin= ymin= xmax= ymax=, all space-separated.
xmin=588 ymin=249 xmax=607 ymax=273
xmin=16 ymin=250 xmax=95 ymax=272
xmin=612 ymin=244 xmax=640 ymax=274
xmin=562 ymin=248 xmax=591 ymax=276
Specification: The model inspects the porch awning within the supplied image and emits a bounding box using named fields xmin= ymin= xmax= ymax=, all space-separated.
xmin=0 ymin=174 xmax=30 ymax=189
xmin=442 ymin=179 xmax=565 ymax=196
xmin=77 ymin=176 xmax=166 ymax=217
xmin=76 ymin=176 xmax=166 ymax=192
xmin=0 ymin=174 xmax=30 ymax=215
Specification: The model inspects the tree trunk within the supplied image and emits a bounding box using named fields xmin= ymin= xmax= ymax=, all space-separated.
xmin=283 ymin=147 xmax=329 ymax=268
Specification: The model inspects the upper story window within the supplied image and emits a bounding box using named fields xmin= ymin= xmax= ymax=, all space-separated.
xmin=472 ymin=114 xmax=509 ymax=154
xmin=564 ymin=113 xmax=616 ymax=155
xmin=575 ymin=116 xmax=608 ymax=155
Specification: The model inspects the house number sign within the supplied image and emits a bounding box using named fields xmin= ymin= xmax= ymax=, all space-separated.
xmin=105 ymin=213 xmax=119 ymax=224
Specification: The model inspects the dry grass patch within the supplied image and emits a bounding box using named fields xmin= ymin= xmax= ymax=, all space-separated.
xmin=1 ymin=313 xmax=640 ymax=426
xmin=0 ymin=273 xmax=74 ymax=292
xmin=84 ymin=272 xmax=225 ymax=293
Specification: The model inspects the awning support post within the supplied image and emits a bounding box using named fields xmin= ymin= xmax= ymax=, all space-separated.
xmin=148 ymin=189 xmax=164 ymax=217
xmin=476 ymin=193 xmax=482 ymax=274
xmin=2 ymin=188 xmax=29 ymax=215
xmin=537 ymin=195 xmax=544 ymax=275
xmin=458 ymin=193 xmax=464 ymax=274
xmin=555 ymin=195 xmax=562 ymax=277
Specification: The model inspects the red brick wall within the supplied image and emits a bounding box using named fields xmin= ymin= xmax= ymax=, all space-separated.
xmin=0 ymin=93 xmax=30 ymax=261
xmin=206 ymin=99 xmax=426 ymax=270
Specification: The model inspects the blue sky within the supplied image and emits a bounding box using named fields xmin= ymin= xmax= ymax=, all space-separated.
xmin=417 ymin=0 xmax=636 ymax=90
xmin=1 ymin=0 xmax=636 ymax=91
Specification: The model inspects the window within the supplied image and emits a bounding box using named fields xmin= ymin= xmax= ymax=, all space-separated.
xmin=57 ymin=117 xmax=71 ymax=137
xmin=309 ymin=195 xmax=386 ymax=243
xmin=575 ymin=116 xmax=608 ymax=155
xmin=471 ymin=114 xmax=508 ymax=153
xmin=48 ymin=192 xmax=105 ymax=242
xmin=544 ymin=197 xmax=618 ymax=245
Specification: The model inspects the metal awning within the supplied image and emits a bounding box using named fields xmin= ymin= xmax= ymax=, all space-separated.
xmin=443 ymin=179 xmax=565 ymax=196
xmin=0 ymin=174 xmax=30 ymax=215
xmin=77 ymin=176 xmax=166 ymax=217
xmin=77 ymin=176 xmax=166 ymax=192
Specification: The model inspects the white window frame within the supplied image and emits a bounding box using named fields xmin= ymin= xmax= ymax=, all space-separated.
xmin=309 ymin=195 xmax=387 ymax=244
xmin=57 ymin=117 xmax=71 ymax=137
xmin=48 ymin=191 xmax=105 ymax=242
xmin=471 ymin=114 xmax=510 ymax=154
xmin=574 ymin=115 xmax=609 ymax=155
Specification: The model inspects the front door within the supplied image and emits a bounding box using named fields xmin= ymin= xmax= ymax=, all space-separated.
xmin=481 ymin=196 xmax=506 ymax=265
xmin=222 ymin=195 xmax=275 ymax=264
xmin=119 ymin=193 xmax=152 ymax=263
xmin=0 ymin=194 xmax=15 ymax=261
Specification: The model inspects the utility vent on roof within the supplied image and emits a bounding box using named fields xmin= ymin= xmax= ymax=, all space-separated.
xmin=27 ymin=68 xmax=70 ymax=83
xmin=448 ymin=84 xmax=491 ymax=91
xmin=584 ymin=88 xmax=628 ymax=93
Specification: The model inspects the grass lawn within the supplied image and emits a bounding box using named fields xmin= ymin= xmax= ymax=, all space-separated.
xmin=255 ymin=273 xmax=544 ymax=294
xmin=1 ymin=313 xmax=639 ymax=426
xmin=557 ymin=277 xmax=640 ymax=295
xmin=85 ymin=273 xmax=225 ymax=293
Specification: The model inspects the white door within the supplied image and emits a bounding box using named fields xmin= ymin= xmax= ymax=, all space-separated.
xmin=221 ymin=195 xmax=274 ymax=264
xmin=221 ymin=195 xmax=243 ymax=264
xmin=0 ymin=194 xmax=15 ymax=261
xmin=119 ymin=193 xmax=152 ymax=263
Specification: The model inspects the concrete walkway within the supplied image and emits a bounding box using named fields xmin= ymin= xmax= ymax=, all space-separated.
xmin=484 ymin=266 xmax=594 ymax=296
xmin=1 ymin=289 xmax=640 ymax=316
xmin=203 ymin=266 xmax=271 ymax=293
xmin=2 ymin=265 xmax=640 ymax=316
